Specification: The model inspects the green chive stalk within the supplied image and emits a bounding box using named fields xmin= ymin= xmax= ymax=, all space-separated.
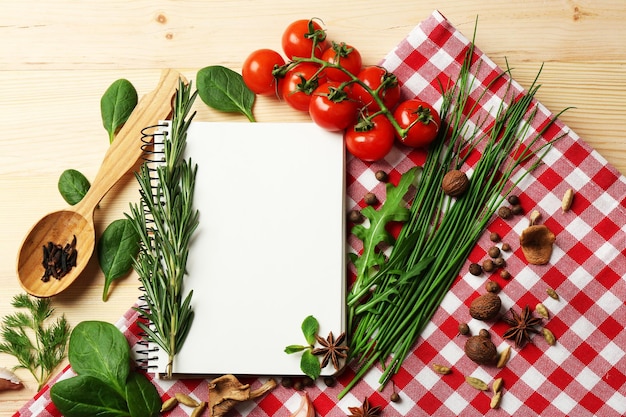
xmin=128 ymin=79 xmax=199 ymax=378
xmin=341 ymin=43 xmax=567 ymax=398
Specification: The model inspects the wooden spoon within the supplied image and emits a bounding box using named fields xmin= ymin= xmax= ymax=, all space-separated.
xmin=17 ymin=69 xmax=182 ymax=298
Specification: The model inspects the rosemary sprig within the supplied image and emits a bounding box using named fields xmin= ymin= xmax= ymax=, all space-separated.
xmin=0 ymin=293 xmax=70 ymax=390
xmin=341 ymin=38 xmax=567 ymax=398
xmin=128 ymin=79 xmax=199 ymax=378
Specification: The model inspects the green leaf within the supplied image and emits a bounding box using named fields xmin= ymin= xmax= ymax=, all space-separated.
xmin=301 ymin=315 xmax=319 ymax=346
xmin=196 ymin=65 xmax=256 ymax=122
xmin=101 ymin=78 xmax=138 ymax=143
xmin=68 ymin=321 xmax=130 ymax=397
xmin=51 ymin=375 xmax=130 ymax=417
xmin=300 ymin=349 xmax=321 ymax=380
xmin=125 ymin=372 xmax=161 ymax=417
xmin=98 ymin=219 xmax=140 ymax=301
xmin=284 ymin=344 xmax=307 ymax=354
xmin=58 ymin=169 xmax=91 ymax=205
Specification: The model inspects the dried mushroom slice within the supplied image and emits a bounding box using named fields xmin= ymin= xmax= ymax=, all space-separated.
xmin=520 ymin=225 xmax=556 ymax=265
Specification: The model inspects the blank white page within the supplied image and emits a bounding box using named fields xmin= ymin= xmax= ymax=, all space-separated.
xmin=152 ymin=122 xmax=346 ymax=377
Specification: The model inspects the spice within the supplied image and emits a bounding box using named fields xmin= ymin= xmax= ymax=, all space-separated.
xmin=190 ymin=402 xmax=207 ymax=417
xmin=442 ymin=169 xmax=470 ymax=197
xmin=488 ymin=246 xmax=501 ymax=258
xmin=490 ymin=232 xmax=501 ymax=242
xmin=498 ymin=206 xmax=512 ymax=219
xmin=501 ymin=242 xmax=511 ymax=252
xmin=561 ymin=188 xmax=574 ymax=212
xmin=520 ymin=225 xmax=556 ymax=265
xmin=496 ymin=346 xmax=511 ymax=368
xmin=208 ymin=375 xmax=277 ymax=417
xmin=490 ymin=391 xmax=502 ymax=409
xmin=511 ymin=204 xmax=524 ymax=215
xmin=347 ymin=398 xmax=382 ymax=417
xmin=528 ymin=209 xmax=542 ymax=226
xmin=41 ymin=235 xmax=78 ymax=282
xmin=348 ymin=209 xmax=365 ymax=224
xmin=465 ymin=376 xmax=489 ymax=391
xmin=492 ymin=377 xmax=504 ymax=393
xmin=485 ymin=280 xmax=500 ymax=293
xmin=535 ymin=303 xmax=549 ymax=319
xmin=432 ymin=364 xmax=452 ymax=374
xmin=175 ymin=393 xmax=200 ymax=407
xmin=363 ymin=192 xmax=378 ymax=205
xmin=458 ymin=322 xmax=470 ymax=335
xmin=493 ymin=257 xmax=506 ymax=268
xmin=482 ymin=259 xmax=495 ymax=272
xmin=469 ymin=293 xmax=502 ymax=321
xmin=478 ymin=329 xmax=491 ymax=339
xmin=0 ymin=368 xmax=23 ymax=391
xmin=160 ymin=397 xmax=178 ymax=412
xmin=375 ymin=170 xmax=389 ymax=182
xmin=507 ymin=195 xmax=520 ymax=205
xmin=323 ymin=376 xmax=336 ymax=387
xmin=312 ymin=331 xmax=348 ymax=370
xmin=500 ymin=270 xmax=511 ymax=280
xmin=469 ymin=263 xmax=482 ymax=276
xmin=546 ymin=287 xmax=560 ymax=300
xmin=542 ymin=328 xmax=557 ymax=346
xmin=502 ymin=306 xmax=543 ymax=347
xmin=465 ymin=335 xmax=499 ymax=365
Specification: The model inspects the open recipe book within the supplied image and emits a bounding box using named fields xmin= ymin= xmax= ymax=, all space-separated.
xmin=145 ymin=121 xmax=346 ymax=378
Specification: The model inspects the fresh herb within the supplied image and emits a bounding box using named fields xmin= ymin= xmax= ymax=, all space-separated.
xmin=58 ymin=169 xmax=91 ymax=205
xmin=340 ymin=34 xmax=568 ymax=397
xmin=98 ymin=218 xmax=140 ymax=301
xmin=196 ymin=65 xmax=256 ymax=122
xmin=50 ymin=321 xmax=161 ymax=417
xmin=101 ymin=78 xmax=138 ymax=143
xmin=128 ymin=79 xmax=199 ymax=378
xmin=284 ymin=315 xmax=321 ymax=380
xmin=0 ymin=294 xmax=70 ymax=390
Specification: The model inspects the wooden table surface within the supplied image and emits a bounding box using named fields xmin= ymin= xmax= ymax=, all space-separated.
xmin=1 ymin=1 xmax=625 ymax=414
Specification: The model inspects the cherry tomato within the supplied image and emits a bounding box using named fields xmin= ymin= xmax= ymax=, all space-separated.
xmin=344 ymin=115 xmax=395 ymax=162
xmin=393 ymin=99 xmax=441 ymax=148
xmin=280 ymin=62 xmax=323 ymax=112
xmin=281 ymin=19 xmax=330 ymax=60
xmin=242 ymin=49 xmax=286 ymax=96
xmin=309 ymin=82 xmax=358 ymax=131
xmin=321 ymin=43 xmax=362 ymax=82
xmin=351 ymin=66 xmax=401 ymax=112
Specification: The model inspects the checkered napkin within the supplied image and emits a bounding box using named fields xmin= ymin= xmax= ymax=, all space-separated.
xmin=15 ymin=9 xmax=626 ymax=417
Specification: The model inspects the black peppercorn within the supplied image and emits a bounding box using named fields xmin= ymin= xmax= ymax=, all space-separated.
xmin=469 ymin=263 xmax=483 ymax=276
xmin=364 ymin=192 xmax=378 ymax=206
xmin=375 ymin=170 xmax=389 ymax=182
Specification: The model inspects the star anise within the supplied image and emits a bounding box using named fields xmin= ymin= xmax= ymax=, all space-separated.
xmin=312 ymin=331 xmax=348 ymax=370
xmin=347 ymin=397 xmax=382 ymax=417
xmin=502 ymin=305 xmax=543 ymax=348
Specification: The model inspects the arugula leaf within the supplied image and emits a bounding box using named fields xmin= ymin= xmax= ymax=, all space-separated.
xmin=68 ymin=321 xmax=130 ymax=397
xmin=98 ymin=218 xmax=140 ymax=301
xmin=196 ymin=65 xmax=256 ymax=122
xmin=101 ymin=79 xmax=138 ymax=143
xmin=348 ymin=167 xmax=420 ymax=304
xmin=125 ymin=373 xmax=161 ymax=417
xmin=58 ymin=169 xmax=91 ymax=205
xmin=51 ymin=375 xmax=129 ymax=417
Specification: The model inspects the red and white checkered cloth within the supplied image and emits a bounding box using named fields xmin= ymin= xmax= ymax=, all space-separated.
xmin=15 ymin=10 xmax=625 ymax=417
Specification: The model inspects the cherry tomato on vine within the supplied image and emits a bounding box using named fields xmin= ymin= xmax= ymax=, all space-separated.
xmin=242 ymin=49 xmax=286 ymax=96
xmin=351 ymin=66 xmax=401 ymax=112
xmin=344 ymin=115 xmax=395 ymax=162
xmin=281 ymin=19 xmax=330 ymax=60
xmin=393 ymin=99 xmax=441 ymax=148
xmin=280 ymin=62 xmax=324 ymax=112
xmin=309 ymin=82 xmax=358 ymax=131
xmin=321 ymin=43 xmax=362 ymax=82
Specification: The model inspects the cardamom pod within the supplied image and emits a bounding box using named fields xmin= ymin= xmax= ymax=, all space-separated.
xmin=496 ymin=346 xmax=511 ymax=369
xmin=190 ymin=401 xmax=207 ymax=417
xmin=490 ymin=391 xmax=502 ymax=409
xmin=492 ymin=377 xmax=504 ymax=394
xmin=542 ymin=328 xmax=556 ymax=346
xmin=546 ymin=287 xmax=559 ymax=301
xmin=175 ymin=392 xmax=200 ymax=408
xmin=160 ymin=397 xmax=178 ymax=412
xmin=561 ymin=188 xmax=574 ymax=212
xmin=432 ymin=364 xmax=452 ymax=375
xmin=535 ymin=303 xmax=549 ymax=319
xmin=465 ymin=376 xmax=489 ymax=391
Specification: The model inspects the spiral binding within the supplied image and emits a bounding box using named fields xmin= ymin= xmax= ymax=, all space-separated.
xmin=135 ymin=122 xmax=170 ymax=372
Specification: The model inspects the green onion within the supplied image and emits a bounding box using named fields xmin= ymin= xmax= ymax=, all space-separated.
xmin=340 ymin=40 xmax=568 ymax=398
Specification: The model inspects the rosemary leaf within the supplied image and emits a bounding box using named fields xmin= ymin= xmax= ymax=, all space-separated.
xmin=128 ymin=79 xmax=199 ymax=378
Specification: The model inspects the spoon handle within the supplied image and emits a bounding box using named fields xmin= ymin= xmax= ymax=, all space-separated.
xmin=75 ymin=69 xmax=183 ymax=218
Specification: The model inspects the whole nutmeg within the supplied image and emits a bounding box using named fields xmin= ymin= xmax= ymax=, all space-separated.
xmin=442 ymin=169 xmax=469 ymax=197
xmin=465 ymin=335 xmax=499 ymax=365
xmin=469 ymin=292 xmax=502 ymax=321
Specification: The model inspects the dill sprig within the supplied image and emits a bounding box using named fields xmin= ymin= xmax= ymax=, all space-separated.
xmin=341 ymin=39 xmax=568 ymax=398
xmin=128 ymin=79 xmax=199 ymax=378
xmin=0 ymin=293 xmax=70 ymax=390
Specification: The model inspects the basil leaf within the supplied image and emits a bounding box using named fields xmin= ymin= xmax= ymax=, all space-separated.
xmin=301 ymin=315 xmax=319 ymax=346
xmin=68 ymin=321 xmax=130 ymax=397
xmin=125 ymin=372 xmax=161 ymax=417
xmin=196 ymin=65 xmax=256 ymax=122
xmin=101 ymin=79 xmax=138 ymax=143
xmin=284 ymin=344 xmax=307 ymax=354
xmin=58 ymin=169 xmax=91 ymax=205
xmin=50 ymin=374 xmax=129 ymax=417
xmin=98 ymin=218 xmax=140 ymax=302
xmin=300 ymin=349 xmax=321 ymax=380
